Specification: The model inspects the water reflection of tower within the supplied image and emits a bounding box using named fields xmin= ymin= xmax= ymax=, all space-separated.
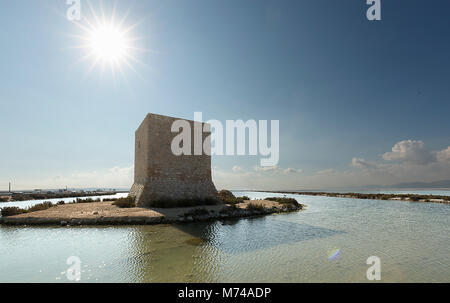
xmin=126 ymin=223 xmax=223 ymax=282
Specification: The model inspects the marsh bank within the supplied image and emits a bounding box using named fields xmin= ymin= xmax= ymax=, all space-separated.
xmin=254 ymin=190 xmax=450 ymax=204
xmin=0 ymin=199 xmax=304 ymax=226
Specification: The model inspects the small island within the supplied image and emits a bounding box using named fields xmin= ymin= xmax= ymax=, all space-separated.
xmin=0 ymin=115 xmax=308 ymax=226
xmin=0 ymin=191 xmax=304 ymax=226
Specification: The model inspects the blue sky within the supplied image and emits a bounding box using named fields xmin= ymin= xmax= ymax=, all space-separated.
xmin=1 ymin=0 xmax=450 ymax=190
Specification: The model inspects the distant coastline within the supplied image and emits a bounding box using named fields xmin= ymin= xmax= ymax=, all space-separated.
xmin=252 ymin=191 xmax=450 ymax=204
xmin=0 ymin=190 xmax=126 ymax=203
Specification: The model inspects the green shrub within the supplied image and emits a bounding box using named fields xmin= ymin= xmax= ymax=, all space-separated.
xmin=218 ymin=190 xmax=235 ymax=200
xmin=28 ymin=202 xmax=54 ymax=212
xmin=246 ymin=203 xmax=266 ymax=212
xmin=151 ymin=197 xmax=219 ymax=208
xmin=104 ymin=198 xmax=118 ymax=202
xmin=1 ymin=207 xmax=29 ymax=217
xmin=1 ymin=201 xmax=58 ymax=217
xmin=265 ymin=197 xmax=300 ymax=206
xmin=218 ymin=190 xmax=248 ymax=205
xmin=75 ymin=198 xmax=101 ymax=203
xmin=112 ymin=196 xmax=136 ymax=208
xmin=284 ymin=203 xmax=299 ymax=211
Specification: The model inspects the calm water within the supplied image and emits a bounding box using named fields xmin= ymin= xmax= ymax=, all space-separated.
xmin=0 ymin=191 xmax=449 ymax=282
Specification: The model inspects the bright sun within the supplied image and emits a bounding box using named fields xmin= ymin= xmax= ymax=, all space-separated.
xmin=88 ymin=24 xmax=128 ymax=62
xmin=68 ymin=3 xmax=146 ymax=78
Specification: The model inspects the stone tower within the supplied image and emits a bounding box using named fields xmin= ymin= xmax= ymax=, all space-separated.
xmin=130 ymin=113 xmax=219 ymax=207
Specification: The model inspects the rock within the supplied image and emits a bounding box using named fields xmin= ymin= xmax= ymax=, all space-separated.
xmin=93 ymin=211 xmax=99 ymax=215
xmin=60 ymin=221 xmax=68 ymax=226
xmin=186 ymin=216 xmax=194 ymax=222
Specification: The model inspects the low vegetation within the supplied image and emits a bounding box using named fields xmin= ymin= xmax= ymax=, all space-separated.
xmin=263 ymin=191 xmax=450 ymax=203
xmin=112 ymin=197 xmax=136 ymax=208
xmin=409 ymin=196 xmax=420 ymax=202
xmin=246 ymin=203 xmax=267 ymax=212
xmin=8 ymin=191 xmax=117 ymax=202
xmin=218 ymin=190 xmax=250 ymax=205
xmin=150 ymin=197 xmax=219 ymax=208
xmin=218 ymin=190 xmax=236 ymax=203
xmin=0 ymin=207 xmax=29 ymax=217
xmin=75 ymin=198 xmax=103 ymax=203
xmin=265 ymin=197 xmax=302 ymax=209
xmin=1 ymin=201 xmax=55 ymax=217
xmin=0 ymin=196 xmax=131 ymax=217
xmin=28 ymin=202 xmax=54 ymax=212
xmin=104 ymin=198 xmax=118 ymax=202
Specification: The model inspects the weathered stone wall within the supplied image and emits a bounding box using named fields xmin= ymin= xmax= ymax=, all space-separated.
xmin=130 ymin=113 xmax=219 ymax=207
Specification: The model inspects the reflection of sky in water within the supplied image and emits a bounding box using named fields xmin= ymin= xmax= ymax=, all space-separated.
xmin=0 ymin=190 xmax=449 ymax=282
xmin=177 ymin=218 xmax=344 ymax=255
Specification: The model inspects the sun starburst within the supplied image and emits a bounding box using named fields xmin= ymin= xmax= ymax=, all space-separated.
xmin=67 ymin=1 xmax=147 ymax=79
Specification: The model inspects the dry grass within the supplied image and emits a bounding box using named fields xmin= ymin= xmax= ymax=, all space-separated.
xmin=112 ymin=197 xmax=136 ymax=208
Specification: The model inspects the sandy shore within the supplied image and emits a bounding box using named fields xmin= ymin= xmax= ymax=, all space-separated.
xmin=0 ymin=200 xmax=302 ymax=226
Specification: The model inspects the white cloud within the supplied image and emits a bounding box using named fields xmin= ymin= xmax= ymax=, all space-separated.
xmin=315 ymin=168 xmax=337 ymax=175
xmin=351 ymin=158 xmax=377 ymax=169
xmin=212 ymin=140 xmax=450 ymax=190
xmin=436 ymin=146 xmax=450 ymax=163
xmin=38 ymin=166 xmax=134 ymax=189
xmin=212 ymin=165 xmax=304 ymax=190
xmin=382 ymin=140 xmax=434 ymax=164
xmin=283 ymin=168 xmax=302 ymax=174
xmin=253 ymin=166 xmax=302 ymax=175
xmin=12 ymin=140 xmax=450 ymax=192
xmin=254 ymin=165 xmax=280 ymax=172
xmin=347 ymin=140 xmax=450 ymax=186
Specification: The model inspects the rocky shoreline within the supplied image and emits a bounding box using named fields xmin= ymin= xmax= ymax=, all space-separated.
xmin=0 ymin=200 xmax=304 ymax=226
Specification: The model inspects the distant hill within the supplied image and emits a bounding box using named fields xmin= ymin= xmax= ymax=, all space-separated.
xmin=368 ymin=180 xmax=450 ymax=189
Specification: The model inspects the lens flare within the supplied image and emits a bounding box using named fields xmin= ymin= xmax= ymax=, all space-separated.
xmin=328 ymin=248 xmax=341 ymax=261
